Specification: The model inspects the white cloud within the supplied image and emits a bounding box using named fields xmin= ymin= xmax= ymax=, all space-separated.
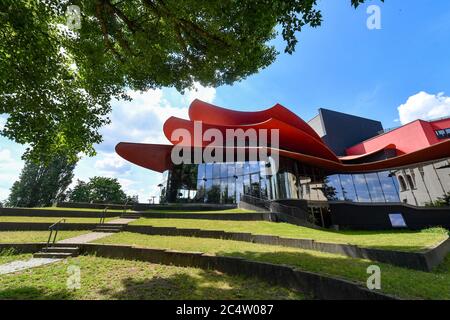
xmin=397 ymin=91 xmax=450 ymax=125
xmin=94 ymin=152 xmax=131 ymax=175
xmin=182 ymin=82 xmax=216 ymax=105
xmin=0 ymin=146 xmax=24 ymax=201
xmin=0 ymin=117 xmax=5 ymax=131
xmin=0 ymin=148 xmax=12 ymax=162
xmin=73 ymin=83 xmax=216 ymax=203
xmin=97 ymin=83 xmax=215 ymax=153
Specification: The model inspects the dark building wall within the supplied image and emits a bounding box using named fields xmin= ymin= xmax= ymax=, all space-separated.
xmin=308 ymin=108 xmax=383 ymax=156
xmin=330 ymin=202 xmax=450 ymax=230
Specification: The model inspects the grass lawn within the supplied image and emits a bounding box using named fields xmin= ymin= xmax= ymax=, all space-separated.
xmin=0 ymin=231 xmax=90 ymax=243
xmin=142 ymin=208 xmax=256 ymax=214
xmin=94 ymin=233 xmax=450 ymax=300
xmin=0 ymin=250 xmax=32 ymax=265
xmin=0 ymin=255 xmax=304 ymax=300
xmin=31 ymin=207 xmax=128 ymax=213
xmin=0 ymin=216 xmax=115 ymax=224
xmin=130 ymin=218 xmax=448 ymax=252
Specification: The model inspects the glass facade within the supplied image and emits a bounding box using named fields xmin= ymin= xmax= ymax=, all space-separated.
xmin=160 ymin=157 xmax=450 ymax=207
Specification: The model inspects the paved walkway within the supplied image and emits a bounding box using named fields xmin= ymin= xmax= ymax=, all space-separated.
xmin=58 ymin=231 xmax=113 ymax=244
xmin=106 ymin=218 xmax=135 ymax=224
xmin=0 ymin=258 xmax=61 ymax=275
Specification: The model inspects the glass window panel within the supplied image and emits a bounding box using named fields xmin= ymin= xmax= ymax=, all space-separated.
xmin=353 ymin=174 xmax=371 ymax=202
xmin=338 ymin=174 xmax=357 ymax=202
xmin=213 ymin=163 xmax=221 ymax=179
xmin=249 ymin=162 xmax=260 ymax=175
xmin=243 ymin=174 xmax=251 ymax=196
xmin=324 ymin=175 xmax=343 ymax=200
xmin=220 ymin=163 xmax=228 ymax=178
xmin=236 ymin=175 xmax=244 ymax=202
xmin=365 ymin=173 xmax=385 ymax=202
xmin=220 ymin=178 xmax=228 ymax=203
xmin=227 ymin=163 xmax=235 ymax=178
xmin=235 ymin=162 xmax=244 ymax=177
xmin=259 ymin=175 xmax=268 ymax=199
xmin=378 ymin=171 xmax=400 ymax=202
xmin=227 ymin=177 xmax=236 ymax=203
xmin=244 ymin=162 xmax=251 ymax=175
xmin=251 ymin=173 xmax=260 ymax=197
xmin=197 ymin=164 xmax=206 ymax=180
xmin=205 ymin=163 xmax=213 ymax=180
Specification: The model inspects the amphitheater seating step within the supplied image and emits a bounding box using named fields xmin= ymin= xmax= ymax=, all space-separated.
xmin=93 ymin=224 xmax=124 ymax=233
xmin=33 ymin=246 xmax=80 ymax=259
xmin=120 ymin=213 xmax=141 ymax=219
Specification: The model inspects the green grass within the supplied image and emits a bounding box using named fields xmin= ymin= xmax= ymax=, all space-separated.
xmin=143 ymin=208 xmax=256 ymax=214
xmin=130 ymin=218 xmax=448 ymax=252
xmin=0 ymin=216 xmax=116 ymax=224
xmin=94 ymin=232 xmax=450 ymax=300
xmin=0 ymin=255 xmax=304 ymax=300
xmin=0 ymin=231 xmax=90 ymax=243
xmin=0 ymin=249 xmax=32 ymax=264
xmin=30 ymin=207 xmax=129 ymax=213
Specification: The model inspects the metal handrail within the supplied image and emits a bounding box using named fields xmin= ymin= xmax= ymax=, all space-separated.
xmin=47 ymin=218 xmax=66 ymax=248
xmin=123 ymin=199 xmax=129 ymax=216
xmin=99 ymin=207 xmax=108 ymax=225
xmin=240 ymin=194 xmax=271 ymax=210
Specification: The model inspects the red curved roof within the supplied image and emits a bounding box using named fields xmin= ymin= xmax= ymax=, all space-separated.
xmin=163 ymin=115 xmax=339 ymax=162
xmin=339 ymin=144 xmax=396 ymax=162
xmin=116 ymin=100 xmax=450 ymax=173
xmin=189 ymin=99 xmax=322 ymax=141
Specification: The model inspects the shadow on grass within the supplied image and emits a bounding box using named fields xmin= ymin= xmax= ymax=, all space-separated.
xmin=98 ymin=270 xmax=304 ymax=300
xmin=216 ymin=250 xmax=450 ymax=300
xmin=0 ymin=286 xmax=75 ymax=300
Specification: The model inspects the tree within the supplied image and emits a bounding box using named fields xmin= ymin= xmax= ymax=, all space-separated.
xmin=425 ymin=192 xmax=450 ymax=208
xmin=67 ymin=180 xmax=91 ymax=203
xmin=6 ymin=155 xmax=76 ymax=207
xmin=67 ymin=176 xmax=129 ymax=204
xmin=0 ymin=0 xmax=381 ymax=162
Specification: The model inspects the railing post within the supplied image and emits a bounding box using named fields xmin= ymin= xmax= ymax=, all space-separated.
xmin=46 ymin=230 xmax=53 ymax=249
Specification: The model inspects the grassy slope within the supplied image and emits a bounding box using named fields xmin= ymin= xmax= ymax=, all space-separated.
xmin=0 ymin=255 xmax=304 ymax=300
xmin=30 ymin=207 xmax=126 ymax=213
xmin=94 ymin=233 xmax=450 ymax=300
xmin=143 ymin=208 xmax=256 ymax=214
xmin=0 ymin=250 xmax=32 ymax=265
xmin=0 ymin=216 xmax=115 ymax=224
xmin=0 ymin=231 xmax=90 ymax=243
xmin=130 ymin=219 xmax=448 ymax=252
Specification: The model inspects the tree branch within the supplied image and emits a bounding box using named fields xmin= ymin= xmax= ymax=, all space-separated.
xmin=95 ymin=1 xmax=124 ymax=61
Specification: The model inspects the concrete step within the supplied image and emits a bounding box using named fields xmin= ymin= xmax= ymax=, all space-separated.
xmin=120 ymin=214 xmax=141 ymax=219
xmin=96 ymin=224 xmax=123 ymax=229
xmin=93 ymin=228 xmax=121 ymax=233
xmin=33 ymin=252 xmax=75 ymax=259
xmin=41 ymin=247 xmax=79 ymax=254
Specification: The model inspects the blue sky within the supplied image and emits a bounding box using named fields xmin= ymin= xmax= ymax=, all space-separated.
xmin=1 ymin=0 xmax=450 ymax=202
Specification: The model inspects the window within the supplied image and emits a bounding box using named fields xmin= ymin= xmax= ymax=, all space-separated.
xmin=435 ymin=129 xmax=450 ymax=139
xmin=406 ymin=174 xmax=415 ymax=189
xmin=389 ymin=213 xmax=407 ymax=228
xmin=398 ymin=175 xmax=408 ymax=191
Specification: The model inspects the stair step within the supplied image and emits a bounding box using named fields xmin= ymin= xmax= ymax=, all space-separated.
xmin=33 ymin=252 xmax=76 ymax=259
xmin=42 ymin=247 xmax=79 ymax=253
xmin=93 ymin=229 xmax=121 ymax=233
xmin=96 ymin=225 xmax=123 ymax=229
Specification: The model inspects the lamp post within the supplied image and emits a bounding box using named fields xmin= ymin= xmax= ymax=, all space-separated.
xmin=157 ymin=183 xmax=164 ymax=204
xmin=15 ymin=197 xmax=22 ymax=208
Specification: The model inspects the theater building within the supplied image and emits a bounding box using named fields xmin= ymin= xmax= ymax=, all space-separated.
xmin=116 ymin=100 xmax=450 ymax=209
